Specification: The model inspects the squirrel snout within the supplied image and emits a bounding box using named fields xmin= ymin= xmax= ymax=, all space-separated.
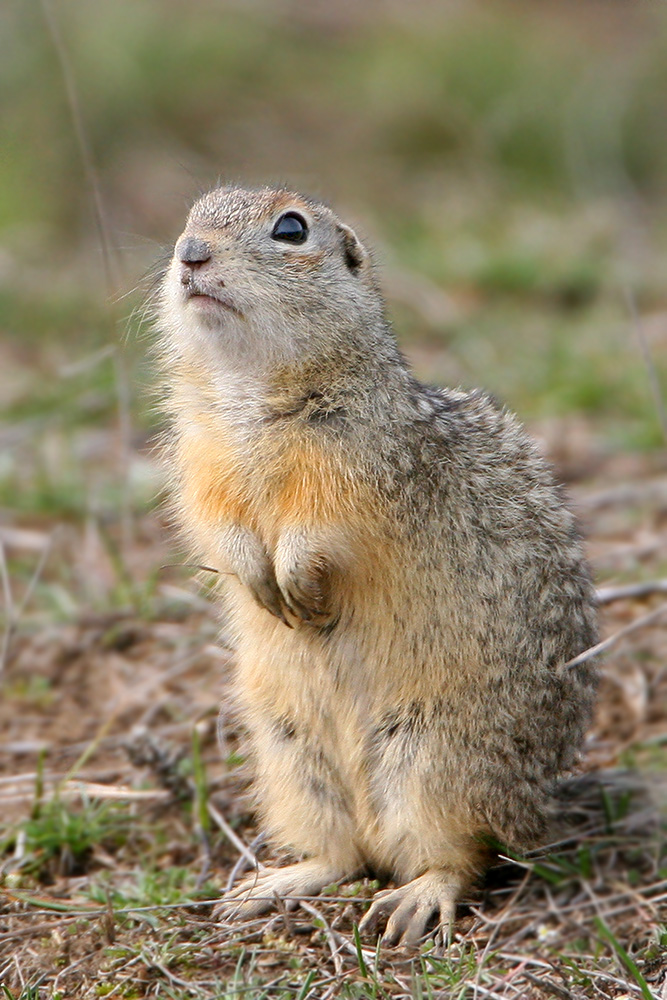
xmin=176 ymin=236 xmax=212 ymax=266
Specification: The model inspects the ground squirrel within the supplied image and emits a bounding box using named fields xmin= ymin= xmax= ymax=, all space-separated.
xmin=156 ymin=185 xmax=598 ymax=949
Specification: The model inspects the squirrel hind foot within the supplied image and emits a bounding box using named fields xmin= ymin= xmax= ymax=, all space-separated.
xmin=214 ymin=859 xmax=345 ymax=920
xmin=358 ymin=870 xmax=464 ymax=953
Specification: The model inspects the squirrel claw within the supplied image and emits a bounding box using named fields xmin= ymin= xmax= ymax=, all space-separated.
xmin=359 ymin=872 xmax=458 ymax=953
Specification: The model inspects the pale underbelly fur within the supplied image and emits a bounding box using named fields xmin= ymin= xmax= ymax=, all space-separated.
xmin=226 ymin=584 xmax=479 ymax=881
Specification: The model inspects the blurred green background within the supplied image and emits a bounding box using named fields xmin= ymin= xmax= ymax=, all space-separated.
xmin=2 ymin=0 xmax=667 ymax=531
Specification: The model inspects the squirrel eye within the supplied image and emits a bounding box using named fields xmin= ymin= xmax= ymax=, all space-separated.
xmin=271 ymin=212 xmax=308 ymax=244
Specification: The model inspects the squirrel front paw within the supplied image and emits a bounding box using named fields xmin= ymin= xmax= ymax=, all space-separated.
xmin=274 ymin=528 xmax=339 ymax=628
xmin=218 ymin=524 xmax=291 ymax=626
xmin=219 ymin=524 xmax=343 ymax=629
xmin=279 ymin=556 xmax=335 ymax=626
xmin=246 ymin=566 xmax=294 ymax=627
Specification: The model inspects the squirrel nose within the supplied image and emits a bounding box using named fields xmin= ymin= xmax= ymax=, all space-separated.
xmin=176 ymin=237 xmax=212 ymax=266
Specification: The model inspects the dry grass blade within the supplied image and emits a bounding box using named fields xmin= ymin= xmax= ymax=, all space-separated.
xmin=625 ymin=286 xmax=667 ymax=445
xmin=596 ymin=579 xmax=667 ymax=604
xmin=225 ymin=833 xmax=265 ymax=891
xmin=299 ymin=900 xmax=345 ymax=976
xmin=207 ymin=800 xmax=265 ymax=872
xmin=0 ymin=528 xmax=51 ymax=553
xmin=562 ymin=601 xmax=667 ymax=668
xmin=0 ymin=542 xmax=12 ymax=677
xmin=0 ymin=534 xmax=54 ymax=679
xmin=37 ymin=0 xmax=120 ymax=291
xmin=0 ymin=779 xmax=169 ymax=807
xmin=520 ymin=970 xmax=574 ymax=999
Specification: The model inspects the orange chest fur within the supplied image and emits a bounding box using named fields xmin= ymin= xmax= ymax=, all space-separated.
xmin=175 ymin=423 xmax=362 ymax=541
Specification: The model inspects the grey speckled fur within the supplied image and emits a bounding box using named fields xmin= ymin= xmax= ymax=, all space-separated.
xmin=156 ymin=185 xmax=599 ymax=949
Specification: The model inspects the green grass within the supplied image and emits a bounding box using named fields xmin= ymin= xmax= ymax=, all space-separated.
xmin=4 ymin=796 xmax=131 ymax=880
xmin=2 ymin=986 xmax=53 ymax=1000
xmin=89 ymin=867 xmax=218 ymax=911
xmin=594 ymin=918 xmax=655 ymax=1000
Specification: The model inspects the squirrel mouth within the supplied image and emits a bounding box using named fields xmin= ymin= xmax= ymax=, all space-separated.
xmin=185 ymin=287 xmax=243 ymax=318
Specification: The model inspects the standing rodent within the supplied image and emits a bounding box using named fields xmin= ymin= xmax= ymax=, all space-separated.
xmin=156 ymin=185 xmax=598 ymax=949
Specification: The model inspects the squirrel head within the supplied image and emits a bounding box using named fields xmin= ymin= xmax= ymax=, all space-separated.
xmin=159 ymin=185 xmax=385 ymax=373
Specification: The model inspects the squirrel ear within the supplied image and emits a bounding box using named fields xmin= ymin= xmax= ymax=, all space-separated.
xmin=337 ymin=223 xmax=368 ymax=273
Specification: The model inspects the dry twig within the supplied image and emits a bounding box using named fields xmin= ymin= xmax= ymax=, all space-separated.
xmin=596 ymin=578 xmax=667 ymax=604
xmin=562 ymin=601 xmax=667 ymax=669
xmin=207 ymin=799 xmax=265 ymax=872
